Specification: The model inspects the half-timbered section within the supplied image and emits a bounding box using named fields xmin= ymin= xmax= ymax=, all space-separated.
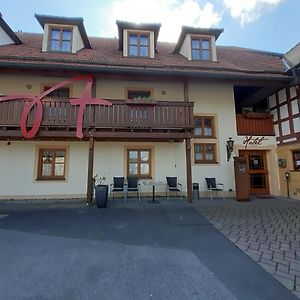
xmin=0 ymin=13 xmax=294 ymax=201
xmin=267 ymin=41 xmax=300 ymax=200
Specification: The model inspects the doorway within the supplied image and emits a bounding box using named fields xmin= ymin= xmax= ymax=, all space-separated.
xmin=239 ymin=150 xmax=270 ymax=195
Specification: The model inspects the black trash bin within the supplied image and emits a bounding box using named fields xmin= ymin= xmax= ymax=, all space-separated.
xmin=95 ymin=184 xmax=108 ymax=208
xmin=193 ymin=183 xmax=199 ymax=200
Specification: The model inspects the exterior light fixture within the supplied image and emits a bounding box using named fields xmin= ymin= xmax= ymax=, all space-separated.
xmin=285 ymin=171 xmax=290 ymax=198
xmin=226 ymin=137 xmax=234 ymax=161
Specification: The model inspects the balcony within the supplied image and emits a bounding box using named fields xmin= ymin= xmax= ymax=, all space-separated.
xmin=0 ymin=98 xmax=194 ymax=141
xmin=236 ymin=113 xmax=275 ymax=136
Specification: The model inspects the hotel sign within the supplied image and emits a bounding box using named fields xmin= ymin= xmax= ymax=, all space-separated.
xmin=0 ymin=75 xmax=112 ymax=139
xmin=243 ymin=136 xmax=268 ymax=149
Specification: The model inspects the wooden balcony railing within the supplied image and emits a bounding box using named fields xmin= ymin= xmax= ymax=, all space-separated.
xmin=236 ymin=113 xmax=275 ymax=136
xmin=0 ymin=98 xmax=194 ymax=139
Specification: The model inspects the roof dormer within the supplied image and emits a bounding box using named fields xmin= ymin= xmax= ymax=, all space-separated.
xmin=173 ymin=26 xmax=223 ymax=62
xmin=35 ymin=14 xmax=91 ymax=53
xmin=0 ymin=13 xmax=22 ymax=46
xmin=116 ymin=21 xmax=161 ymax=58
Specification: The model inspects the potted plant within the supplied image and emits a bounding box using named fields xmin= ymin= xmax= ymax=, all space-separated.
xmin=94 ymin=174 xmax=108 ymax=208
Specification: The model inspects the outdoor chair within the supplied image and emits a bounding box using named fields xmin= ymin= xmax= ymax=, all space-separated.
xmin=205 ymin=177 xmax=224 ymax=200
xmin=110 ymin=176 xmax=125 ymax=200
xmin=127 ymin=177 xmax=141 ymax=201
xmin=166 ymin=176 xmax=182 ymax=200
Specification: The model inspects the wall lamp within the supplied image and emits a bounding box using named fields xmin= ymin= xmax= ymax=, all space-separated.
xmin=226 ymin=137 xmax=234 ymax=161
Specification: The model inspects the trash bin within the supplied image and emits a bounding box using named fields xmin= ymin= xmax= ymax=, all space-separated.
xmin=95 ymin=184 xmax=109 ymax=208
xmin=193 ymin=183 xmax=199 ymax=200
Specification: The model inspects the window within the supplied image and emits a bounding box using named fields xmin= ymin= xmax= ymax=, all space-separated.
xmin=127 ymin=89 xmax=152 ymax=101
xmin=194 ymin=116 xmax=215 ymax=138
xmin=293 ymin=151 xmax=300 ymax=171
xmin=43 ymin=86 xmax=70 ymax=98
xmin=194 ymin=143 xmax=216 ymax=164
xmin=37 ymin=148 xmax=66 ymax=180
xmin=127 ymin=149 xmax=152 ymax=178
xmin=128 ymin=32 xmax=149 ymax=57
xmin=49 ymin=27 xmax=72 ymax=52
xmin=191 ymin=37 xmax=211 ymax=60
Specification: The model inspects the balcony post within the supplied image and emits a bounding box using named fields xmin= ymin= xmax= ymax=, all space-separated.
xmin=185 ymin=137 xmax=193 ymax=203
xmin=86 ymin=136 xmax=94 ymax=204
xmin=184 ymin=81 xmax=189 ymax=102
xmin=86 ymin=77 xmax=97 ymax=204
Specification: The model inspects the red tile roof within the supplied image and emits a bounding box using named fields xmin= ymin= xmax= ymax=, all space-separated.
xmin=0 ymin=32 xmax=290 ymax=81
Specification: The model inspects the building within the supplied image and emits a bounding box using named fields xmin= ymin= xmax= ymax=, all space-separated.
xmin=268 ymin=43 xmax=300 ymax=200
xmin=0 ymin=13 xmax=293 ymax=202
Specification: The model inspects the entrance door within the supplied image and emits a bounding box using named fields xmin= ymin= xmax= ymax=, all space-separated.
xmin=239 ymin=150 xmax=270 ymax=195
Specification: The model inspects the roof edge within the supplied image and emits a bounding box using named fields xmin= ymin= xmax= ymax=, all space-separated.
xmin=0 ymin=60 xmax=292 ymax=82
xmin=0 ymin=13 xmax=23 ymax=45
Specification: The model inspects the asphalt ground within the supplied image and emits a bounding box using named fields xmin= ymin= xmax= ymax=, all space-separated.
xmin=0 ymin=199 xmax=296 ymax=300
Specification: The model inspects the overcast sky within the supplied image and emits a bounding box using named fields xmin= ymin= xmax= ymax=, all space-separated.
xmin=1 ymin=0 xmax=299 ymax=53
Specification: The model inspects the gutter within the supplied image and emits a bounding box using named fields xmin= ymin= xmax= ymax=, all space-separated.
xmin=0 ymin=61 xmax=292 ymax=82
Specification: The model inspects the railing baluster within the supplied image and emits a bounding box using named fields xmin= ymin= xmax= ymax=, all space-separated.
xmin=0 ymin=98 xmax=194 ymax=134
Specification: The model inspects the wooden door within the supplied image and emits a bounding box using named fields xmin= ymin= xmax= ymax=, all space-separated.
xmin=239 ymin=150 xmax=270 ymax=195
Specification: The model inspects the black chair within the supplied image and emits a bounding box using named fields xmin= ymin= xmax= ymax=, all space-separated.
xmin=166 ymin=176 xmax=182 ymax=200
xmin=110 ymin=177 xmax=125 ymax=200
xmin=127 ymin=177 xmax=140 ymax=201
xmin=205 ymin=177 xmax=224 ymax=200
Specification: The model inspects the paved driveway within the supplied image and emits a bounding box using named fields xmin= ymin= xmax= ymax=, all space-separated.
xmin=0 ymin=199 xmax=296 ymax=300
xmin=195 ymin=197 xmax=300 ymax=299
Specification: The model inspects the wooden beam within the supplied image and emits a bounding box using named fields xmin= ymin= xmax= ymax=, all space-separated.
xmin=184 ymin=81 xmax=189 ymax=102
xmin=185 ymin=138 xmax=192 ymax=203
xmin=86 ymin=137 xmax=95 ymax=204
xmin=239 ymin=87 xmax=279 ymax=106
xmin=0 ymin=130 xmax=192 ymax=140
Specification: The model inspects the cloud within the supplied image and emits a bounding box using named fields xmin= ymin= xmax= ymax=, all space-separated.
xmin=100 ymin=0 xmax=221 ymax=42
xmin=223 ymin=0 xmax=284 ymax=25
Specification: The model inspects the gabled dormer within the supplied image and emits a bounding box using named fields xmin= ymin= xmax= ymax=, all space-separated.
xmin=35 ymin=14 xmax=91 ymax=53
xmin=173 ymin=26 xmax=223 ymax=62
xmin=0 ymin=13 xmax=22 ymax=46
xmin=116 ymin=20 xmax=161 ymax=58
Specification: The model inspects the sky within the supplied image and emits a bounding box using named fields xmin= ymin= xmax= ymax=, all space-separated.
xmin=1 ymin=0 xmax=299 ymax=53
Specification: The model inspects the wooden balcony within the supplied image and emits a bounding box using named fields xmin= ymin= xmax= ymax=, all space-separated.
xmin=236 ymin=113 xmax=275 ymax=136
xmin=0 ymin=98 xmax=194 ymax=141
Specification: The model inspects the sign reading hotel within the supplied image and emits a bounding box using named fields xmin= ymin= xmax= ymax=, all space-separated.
xmin=243 ymin=136 xmax=268 ymax=149
xmin=0 ymin=75 xmax=112 ymax=139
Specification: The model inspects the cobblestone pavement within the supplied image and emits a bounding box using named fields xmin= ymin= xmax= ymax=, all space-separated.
xmin=194 ymin=197 xmax=300 ymax=298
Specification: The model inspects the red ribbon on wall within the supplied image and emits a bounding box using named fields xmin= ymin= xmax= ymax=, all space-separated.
xmin=0 ymin=75 xmax=112 ymax=139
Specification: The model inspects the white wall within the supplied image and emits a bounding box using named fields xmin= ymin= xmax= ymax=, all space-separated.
xmin=190 ymin=82 xmax=237 ymax=193
xmin=0 ymin=26 xmax=14 ymax=46
xmin=94 ymin=141 xmax=186 ymax=196
xmin=0 ymin=141 xmax=88 ymax=199
xmin=0 ymin=140 xmax=188 ymax=199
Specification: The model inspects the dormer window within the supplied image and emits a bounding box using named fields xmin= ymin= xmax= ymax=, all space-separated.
xmin=174 ymin=26 xmax=223 ymax=62
xmin=49 ymin=27 xmax=72 ymax=52
xmin=191 ymin=37 xmax=211 ymax=61
xmin=116 ymin=21 xmax=161 ymax=59
xmin=35 ymin=14 xmax=91 ymax=54
xmin=128 ymin=32 xmax=149 ymax=57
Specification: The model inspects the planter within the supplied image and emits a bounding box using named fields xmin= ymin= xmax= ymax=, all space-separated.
xmin=95 ymin=184 xmax=109 ymax=208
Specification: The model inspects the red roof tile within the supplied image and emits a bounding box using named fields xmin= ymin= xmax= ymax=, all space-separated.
xmin=0 ymin=32 xmax=290 ymax=81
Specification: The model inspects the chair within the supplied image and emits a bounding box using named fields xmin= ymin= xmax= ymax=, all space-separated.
xmin=110 ymin=177 xmax=125 ymax=200
xmin=127 ymin=177 xmax=140 ymax=201
xmin=205 ymin=178 xmax=224 ymax=200
xmin=166 ymin=177 xmax=182 ymax=200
